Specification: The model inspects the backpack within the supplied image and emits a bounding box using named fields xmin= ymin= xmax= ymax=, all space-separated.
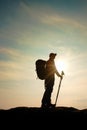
xmin=35 ymin=59 xmax=46 ymax=80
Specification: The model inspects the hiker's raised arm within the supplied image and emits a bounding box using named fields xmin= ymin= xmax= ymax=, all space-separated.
xmin=55 ymin=70 xmax=62 ymax=79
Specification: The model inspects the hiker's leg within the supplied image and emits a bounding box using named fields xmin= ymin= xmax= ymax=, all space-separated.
xmin=41 ymin=76 xmax=55 ymax=108
xmin=41 ymin=80 xmax=54 ymax=107
xmin=41 ymin=88 xmax=51 ymax=104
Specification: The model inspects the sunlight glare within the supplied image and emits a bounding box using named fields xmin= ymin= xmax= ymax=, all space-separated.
xmin=55 ymin=59 xmax=68 ymax=74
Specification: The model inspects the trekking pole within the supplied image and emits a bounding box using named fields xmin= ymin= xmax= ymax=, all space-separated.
xmin=54 ymin=71 xmax=64 ymax=107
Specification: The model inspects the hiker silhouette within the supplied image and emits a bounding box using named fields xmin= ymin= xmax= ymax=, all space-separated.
xmin=41 ymin=53 xmax=63 ymax=108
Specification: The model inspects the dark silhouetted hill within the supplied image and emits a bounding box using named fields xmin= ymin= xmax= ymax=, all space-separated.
xmin=0 ymin=106 xmax=87 ymax=128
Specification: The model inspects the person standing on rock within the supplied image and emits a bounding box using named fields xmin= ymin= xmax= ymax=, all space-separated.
xmin=41 ymin=53 xmax=62 ymax=108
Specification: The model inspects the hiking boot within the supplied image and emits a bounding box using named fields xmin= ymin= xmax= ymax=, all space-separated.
xmin=49 ymin=103 xmax=55 ymax=108
xmin=41 ymin=103 xmax=55 ymax=108
xmin=41 ymin=103 xmax=49 ymax=108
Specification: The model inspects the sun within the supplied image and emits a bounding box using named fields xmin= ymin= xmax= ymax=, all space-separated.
xmin=55 ymin=59 xmax=68 ymax=74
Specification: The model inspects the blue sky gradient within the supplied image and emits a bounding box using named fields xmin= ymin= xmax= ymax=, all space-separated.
xmin=0 ymin=0 xmax=87 ymax=109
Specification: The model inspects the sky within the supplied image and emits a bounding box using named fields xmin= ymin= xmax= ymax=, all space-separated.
xmin=0 ymin=0 xmax=87 ymax=110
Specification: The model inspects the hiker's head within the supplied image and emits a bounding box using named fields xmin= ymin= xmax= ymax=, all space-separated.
xmin=49 ymin=53 xmax=57 ymax=59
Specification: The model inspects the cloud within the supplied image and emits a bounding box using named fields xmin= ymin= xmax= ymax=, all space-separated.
xmin=0 ymin=47 xmax=22 ymax=58
xmin=20 ymin=2 xmax=87 ymax=30
xmin=0 ymin=60 xmax=35 ymax=81
xmin=0 ymin=47 xmax=35 ymax=81
xmin=0 ymin=1 xmax=87 ymax=49
xmin=0 ymin=47 xmax=33 ymax=61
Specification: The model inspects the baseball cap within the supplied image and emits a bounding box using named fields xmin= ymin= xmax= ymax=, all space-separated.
xmin=49 ymin=53 xmax=57 ymax=57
